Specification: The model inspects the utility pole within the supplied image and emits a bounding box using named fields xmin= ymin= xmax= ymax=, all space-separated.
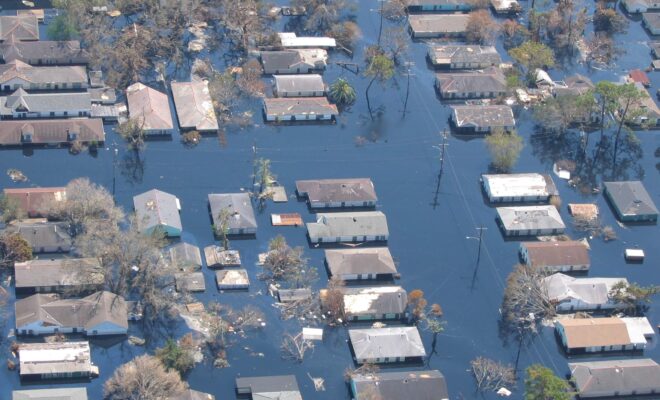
xmin=377 ymin=0 xmax=385 ymax=47
xmin=430 ymin=130 xmax=449 ymax=209
xmin=474 ymin=225 xmax=487 ymax=267
xmin=468 ymin=225 xmax=487 ymax=290
xmin=402 ymin=61 xmax=415 ymax=117
xmin=252 ymin=140 xmax=257 ymax=196
xmin=111 ymin=141 xmax=118 ymax=199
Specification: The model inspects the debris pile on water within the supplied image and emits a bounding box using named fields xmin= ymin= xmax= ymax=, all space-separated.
xmin=7 ymin=169 xmax=27 ymax=182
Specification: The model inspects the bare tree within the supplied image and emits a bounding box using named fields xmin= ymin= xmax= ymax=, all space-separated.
xmin=466 ymin=10 xmax=500 ymax=44
xmin=501 ymin=264 xmax=554 ymax=333
xmin=261 ymin=235 xmax=318 ymax=288
xmin=104 ymin=355 xmax=187 ymax=400
xmin=228 ymin=305 xmax=265 ymax=332
xmin=471 ymin=356 xmax=516 ymax=392
xmin=281 ymin=332 xmax=314 ymax=363
xmin=321 ymin=278 xmax=346 ymax=324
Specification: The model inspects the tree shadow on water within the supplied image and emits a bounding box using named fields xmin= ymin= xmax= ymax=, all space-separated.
xmin=120 ymin=150 xmax=146 ymax=186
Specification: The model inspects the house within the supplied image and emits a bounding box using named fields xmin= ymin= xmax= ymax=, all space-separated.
xmin=482 ymin=173 xmax=558 ymax=203
xmin=0 ymin=118 xmax=105 ymax=147
xmin=568 ymin=203 xmax=599 ymax=220
xmin=491 ymin=0 xmax=520 ymax=13
xmin=18 ymin=341 xmax=96 ymax=380
xmin=133 ymin=189 xmax=182 ymax=236
xmin=436 ymin=67 xmax=508 ymax=99
xmin=603 ymin=181 xmax=658 ymax=222
xmin=451 ymin=105 xmax=515 ymax=132
xmin=235 ymin=375 xmax=302 ymax=400
xmin=307 ymin=211 xmax=389 ymax=243
xmin=555 ymin=317 xmax=654 ymax=354
xmin=88 ymin=87 xmax=117 ymax=104
xmin=349 ymin=327 xmax=426 ymax=364
xmin=643 ymin=12 xmax=660 ymax=35
xmin=554 ymin=74 xmax=595 ymax=97
xmin=260 ymin=49 xmax=328 ymax=74
xmin=208 ymin=193 xmax=257 ymax=235
xmin=15 ymin=221 xmax=72 ymax=253
xmin=204 ymin=245 xmax=241 ymax=268
xmin=169 ymin=242 xmax=203 ymax=269
xmin=650 ymin=41 xmax=660 ymax=57
xmin=171 ymin=80 xmax=219 ymax=132
xmin=351 ymin=370 xmax=449 ymax=400
xmin=629 ymin=69 xmax=651 ymax=87
xmin=296 ymin=178 xmax=378 ymax=208
xmin=14 ymin=258 xmax=104 ymax=294
xmin=16 ymin=9 xmax=45 ymax=22
xmin=321 ymin=286 xmax=407 ymax=321
xmin=520 ymin=241 xmax=590 ymax=272
xmin=408 ymin=14 xmax=470 ymax=38
xmin=325 ymin=247 xmax=398 ymax=280
xmin=570 ymin=359 xmax=660 ymax=398
xmin=175 ymin=272 xmax=206 ymax=292
xmin=170 ymin=389 xmax=215 ymax=400
xmin=263 ymin=97 xmax=338 ymax=122
xmin=277 ymin=288 xmax=312 ymax=302
xmin=623 ymin=0 xmax=660 ymax=13
xmin=3 ymin=187 xmax=66 ymax=217
xmin=0 ymin=89 xmax=91 ymax=119
xmin=542 ymin=273 xmax=627 ymax=311
xmin=0 ymin=60 xmax=88 ymax=91
xmin=629 ymin=88 xmax=660 ymax=126
xmin=273 ymin=74 xmax=325 ymax=97
xmin=0 ymin=16 xmax=39 ymax=41
xmin=216 ymin=269 xmax=249 ymax=290
xmin=0 ymin=39 xmax=88 ymax=65
xmin=407 ymin=0 xmax=472 ymax=12
xmin=428 ymin=45 xmax=501 ymax=70
xmin=13 ymin=388 xmax=88 ymax=400
xmin=496 ymin=205 xmax=565 ymax=236
xmin=126 ymin=82 xmax=174 ymax=135
xmin=15 ymin=291 xmax=129 ymax=336
xmin=278 ymin=32 xmax=336 ymax=49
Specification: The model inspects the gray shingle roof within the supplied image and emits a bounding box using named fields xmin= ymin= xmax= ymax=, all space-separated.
xmin=261 ymin=51 xmax=304 ymax=70
xmin=497 ymin=205 xmax=565 ymax=232
xmin=352 ymin=370 xmax=449 ymax=400
xmin=1 ymin=88 xmax=91 ymax=115
xmin=14 ymin=258 xmax=104 ymax=290
xmin=0 ymin=60 xmax=87 ymax=85
xmin=296 ymin=178 xmax=377 ymax=204
xmin=429 ymin=45 xmax=501 ymax=66
xmin=133 ymin=189 xmax=182 ymax=233
xmin=409 ymin=14 xmax=470 ymax=35
xmin=208 ymin=193 xmax=257 ymax=231
xmin=274 ymin=74 xmax=325 ymax=94
xmin=13 ymin=388 xmax=88 ymax=400
xmin=0 ymin=39 xmax=87 ymax=64
xmin=325 ymin=247 xmax=398 ymax=276
xmin=570 ymin=359 xmax=660 ymax=397
xmin=16 ymin=221 xmax=72 ymax=252
xmin=436 ymin=67 xmax=507 ymax=96
xmin=349 ymin=327 xmax=426 ymax=360
xmin=0 ymin=16 xmax=39 ymax=41
xmin=604 ymin=181 xmax=658 ymax=217
xmin=0 ymin=119 xmax=104 ymax=146
xmin=235 ymin=375 xmax=302 ymax=400
xmin=307 ymin=211 xmax=389 ymax=239
xmin=171 ymin=80 xmax=218 ymax=131
xmin=263 ymin=97 xmax=338 ymax=117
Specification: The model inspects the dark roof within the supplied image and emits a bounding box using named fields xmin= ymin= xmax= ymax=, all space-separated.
xmin=409 ymin=14 xmax=470 ymax=35
xmin=570 ymin=359 xmax=660 ymax=397
xmin=0 ymin=16 xmax=39 ymax=41
xmin=261 ymin=50 xmax=304 ymax=70
xmin=554 ymin=74 xmax=595 ymax=97
xmin=604 ymin=181 xmax=658 ymax=217
xmin=644 ymin=12 xmax=660 ymax=28
xmin=451 ymin=105 xmax=515 ymax=128
xmin=13 ymin=387 xmax=88 ymax=400
xmin=428 ymin=45 xmax=501 ymax=66
xmin=0 ymin=119 xmax=104 ymax=146
xmin=325 ymin=247 xmax=398 ymax=276
xmin=296 ymin=178 xmax=377 ymax=204
xmin=0 ymin=88 xmax=91 ymax=115
xmin=15 ymin=221 xmax=72 ymax=252
xmin=0 ymin=39 xmax=88 ymax=64
xmin=208 ymin=193 xmax=257 ymax=231
xmin=14 ymin=258 xmax=104 ymax=290
xmin=2 ymin=187 xmax=66 ymax=217
xmin=263 ymin=97 xmax=338 ymax=117
xmin=436 ymin=67 xmax=507 ymax=95
xmin=169 ymin=242 xmax=203 ymax=268
xmin=235 ymin=375 xmax=301 ymax=397
xmin=352 ymin=370 xmax=449 ymax=400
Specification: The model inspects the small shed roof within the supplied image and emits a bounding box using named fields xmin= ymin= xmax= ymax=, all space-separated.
xmin=216 ymin=269 xmax=249 ymax=288
xmin=204 ymin=246 xmax=241 ymax=267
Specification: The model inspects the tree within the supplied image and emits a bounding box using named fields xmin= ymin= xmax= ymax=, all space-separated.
xmin=466 ymin=10 xmax=500 ymax=44
xmin=328 ymin=78 xmax=357 ymax=107
xmin=261 ymin=235 xmax=318 ymax=288
xmin=593 ymin=3 xmax=627 ymax=35
xmin=524 ymin=364 xmax=571 ymax=400
xmin=104 ymin=355 xmax=187 ymax=399
xmin=502 ymin=19 xmax=531 ymax=48
xmin=215 ymin=208 xmax=233 ymax=250
xmin=236 ymin=59 xmax=265 ymax=98
xmin=382 ymin=25 xmax=409 ymax=65
xmin=254 ymin=158 xmax=276 ymax=199
xmin=534 ymin=93 xmax=597 ymax=133
xmin=47 ymin=14 xmax=78 ymax=40
xmin=509 ymin=41 xmax=555 ymax=83
xmin=471 ymin=357 xmax=516 ymax=392
xmin=594 ymin=81 xmax=620 ymax=143
xmin=485 ymin=129 xmax=524 ymax=172
xmin=0 ymin=232 xmax=32 ymax=269
xmin=586 ymin=33 xmax=622 ymax=66
xmin=364 ymin=49 xmax=395 ymax=120
xmin=321 ymin=278 xmax=346 ymax=324
xmin=328 ymin=21 xmax=361 ymax=51
xmin=408 ymin=289 xmax=428 ymax=324
xmin=609 ymin=281 xmax=660 ymax=315
xmin=545 ymin=0 xmax=587 ymax=55
xmin=0 ymin=194 xmax=25 ymax=223
xmin=117 ymin=118 xmax=147 ymax=152
xmin=280 ymin=332 xmax=314 ymax=363
xmin=156 ymin=338 xmax=195 ymax=376
xmin=612 ymin=84 xmax=645 ymax=161
xmin=501 ymin=264 xmax=554 ymax=333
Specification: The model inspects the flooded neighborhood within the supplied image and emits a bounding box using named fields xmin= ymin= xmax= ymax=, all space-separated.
xmin=0 ymin=0 xmax=659 ymax=399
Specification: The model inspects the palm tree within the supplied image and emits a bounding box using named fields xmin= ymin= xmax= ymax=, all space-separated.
xmin=328 ymin=78 xmax=356 ymax=107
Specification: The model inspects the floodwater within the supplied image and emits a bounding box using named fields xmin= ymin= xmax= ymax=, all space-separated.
xmin=1 ymin=1 xmax=659 ymax=399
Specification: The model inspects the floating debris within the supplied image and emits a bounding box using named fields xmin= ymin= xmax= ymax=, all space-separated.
xmin=128 ymin=336 xmax=146 ymax=346
xmin=7 ymin=169 xmax=27 ymax=182
xmin=307 ymin=373 xmax=325 ymax=391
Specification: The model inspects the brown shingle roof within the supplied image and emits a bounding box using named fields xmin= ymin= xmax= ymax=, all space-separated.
xmin=0 ymin=16 xmax=39 ymax=41
xmin=0 ymin=119 xmax=105 ymax=146
xmin=126 ymin=82 xmax=174 ymax=131
xmin=558 ymin=318 xmax=631 ymax=348
xmin=522 ymin=241 xmax=590 ymax=268
xmin=3 ymin=187 xmax=66 ymax=217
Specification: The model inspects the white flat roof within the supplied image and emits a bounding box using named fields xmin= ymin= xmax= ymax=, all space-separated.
xmin=483 ymin=173 xmax=550 ymax=198
xmin=278 ymin=32 xmax=336 ymax=48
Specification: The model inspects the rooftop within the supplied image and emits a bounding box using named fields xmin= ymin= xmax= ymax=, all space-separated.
xmin=263 ymin=97 xmax=338 ymax=117
xmin=171 ymin=80 xmax=218 ymax=131
xmin=18 ymin=341 xmax=92 ymax=376
xmin=542 ymin=273 xmax=626 ymax=305
xmin=2 ymin=187 xmax=66 ymax=217
xmin=325 ymin=247 xmax=397 ymax=276
xmin=14 ymin=258 xmax=104 ymax=290
xmin=133 ymin=189 xmax=182 ymax=233
xmin=452 ymin=105 xmax=515 ymax=128
xmin=570 ymin=359 xmax=660 ymax=397
xmin=307 ymin=211 xmax=389 ymax=239
xmin=13 ymin=388 xmax=88 ymax=400
xmin=352 ymin=370 xmax=449 ymax=400
xmin=497 ymin=205 xmax=566 ymax=232
xmin=409 ymin=14 xmax=470 ymax=35
xmin=349 ymin=327 xmax=426 ymax=360
xmin=0 ymin=16 xmax=39 ymax=41
xmin=296 ymin=178 xmax=377 ymax=204
xmin=521 ymin=241 xmax=590 ymax=267
xmin=429 ymin=45 xmax=501 ymax=65
xmin=557 ymin=318 xmax=632 ymax=348
xmin=278 ymin=32 xmax=336 ymax=48
xmin=274 ymin=74 xmax=325 ymax=94
xmin=126 ymin=82 xmax=174 ymax=131
xmin=604 ymin=181 xmax=658 ymax=217
xmin=0 ymin=89 xmax=91 ymax=115
xmin=0 ymin=60 xmax=87 ymax=85
xmin=482 ymin=173 xmax=557 ymax=199
xmin=436 ymin=67 xmax=507 ymax=95
xmin=208 ymin=193 xmax=257 ymax=231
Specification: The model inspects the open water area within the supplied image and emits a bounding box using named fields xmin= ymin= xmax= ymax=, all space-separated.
xmin=0 ymin=0 xmax=659 ymax=398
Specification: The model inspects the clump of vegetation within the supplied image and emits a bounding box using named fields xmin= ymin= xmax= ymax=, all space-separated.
xmin=509 ymin=41 xmax=555 ymax=83
xmin=280 ymin=332 xmax=314 ymax=363
xmin=364 ymin=47 xmax=395 ymax=120
xmin=69 ymin=140 xmax=84 ymax=154
xmin=466 ymin=10 xmax=500 ymax=44
xmin=524 ymin=364 xmax=572 ymax=400
xmin=609 ymin=281 xmax=660 ymax=315
xmin=407 ymin=289 xmax=428 ymax=324
xmin=182 ymin=131 xmax=202 ymax=147
xmin=485 ymin=128 xmax=524 ymax=172
xmin=156 ymin=337 xmax=195 ymax=376
xmin=261 ymin=235 xmax=318 ymax=289
xmin=104 ymin=355 xmax=188 ymax=399
xmin=471 ymin=357 xmax=516 ymax=392
xmin=501 ymin=264 xmax=554 ymax=333
xmin=549 ymin=195 xmax=562 ymax=210
xmin=0 ymin=232 xmax=32 ymax=269
xmin=329 ymin=78 xmax=357 ymax=107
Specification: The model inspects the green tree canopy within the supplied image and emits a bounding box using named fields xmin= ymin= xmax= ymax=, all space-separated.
xmin=509 ymin=41 xmax=556 ymax=79
xmin=329 ymin=78 xmax=357 ymax=107
xmin=525 ymin=364 xmax=572 ymax=400
xmin=156 ymin=338 xmax=195 ymax=376
xmin=485 ymin=128 xmax=524 ymax=172
xmin=47 ymin=15 xmax=79 ymax=41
